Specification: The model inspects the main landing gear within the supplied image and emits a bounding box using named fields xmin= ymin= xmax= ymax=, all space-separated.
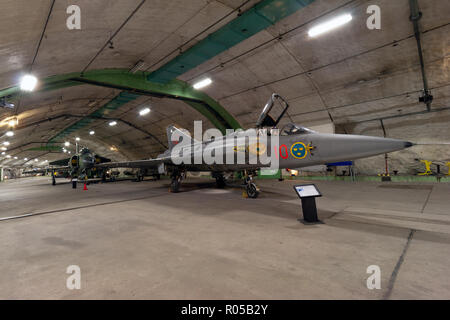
xmin=244 ymin=171 xmax=259 ymax=199
xmin=169 ymin=170 xmax=185 ymax=193
xmin=213 ymin=173 xmax=226 ymax=188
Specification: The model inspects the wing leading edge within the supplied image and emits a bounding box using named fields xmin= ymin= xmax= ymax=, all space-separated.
xmin=95 ymin=156 xmax=171 ymax=169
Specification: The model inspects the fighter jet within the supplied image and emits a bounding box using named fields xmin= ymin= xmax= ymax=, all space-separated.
xmin=24 ymin=147 xmax=112 ymax=186
xmin=96 ymin=93 xmax=414 ymax=198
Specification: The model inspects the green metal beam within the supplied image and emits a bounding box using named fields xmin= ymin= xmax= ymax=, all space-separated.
xmin=0 ymin=69 xmax=241 ymax=139
xmin=147 ymin=0 xmax=315 ymax=83
xmin=48 ymin=91 xmax=140 ymax=143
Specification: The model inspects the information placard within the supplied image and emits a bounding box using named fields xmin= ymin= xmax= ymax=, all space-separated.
xmin=293 ymin=184 xmax=321 ymax=199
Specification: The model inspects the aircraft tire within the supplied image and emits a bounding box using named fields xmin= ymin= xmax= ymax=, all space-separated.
xmin=216 ymin=176 xmax=226 ymax=188
xmin=246 ymin=183 xmax=259 ymax=198
xmin=170 ymin=179 xmax=180 ymax=193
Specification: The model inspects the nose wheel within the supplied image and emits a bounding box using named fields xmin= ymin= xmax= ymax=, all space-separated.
xmin=244 ymin=171 xmax=259 ymax=198
xmin=246 ymin=182 xmax=259 ymax=198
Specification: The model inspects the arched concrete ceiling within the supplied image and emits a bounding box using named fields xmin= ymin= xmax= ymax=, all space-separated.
xmin=0 ymin=0 xmax=449 ymax=173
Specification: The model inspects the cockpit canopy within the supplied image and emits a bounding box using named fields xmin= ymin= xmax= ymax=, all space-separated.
xmin=80 ymin=148 xmax=91 ymax=155
xmin=281 ymin=123 xmax=315 ymax=136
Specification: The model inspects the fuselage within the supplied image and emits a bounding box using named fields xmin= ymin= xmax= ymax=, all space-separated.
xmin=169 ymin=129 xmax=412 ymax=172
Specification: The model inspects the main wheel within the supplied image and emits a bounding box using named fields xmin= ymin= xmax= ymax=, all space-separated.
xmin=246 ymin=183 xmax=259 ymax=198
xmin=170 ymin=178 xmax=181 ymax=193
xmin=215 ymin=176 xmax=226 ymax=188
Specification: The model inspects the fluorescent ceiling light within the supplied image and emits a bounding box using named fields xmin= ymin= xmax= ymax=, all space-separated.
xmin=193 ymin=78 xmax=212 ymax=89
xmin=64 ymin=141 xmax=70 ymax=147
xmin=89 ymin=131 xmax=95 ymax=135
xmin=8 ymin=119 xmax=17 ymax=127
xmin=75 ymin=137 xmax=80 ymax=141
xmin=308 ymin=13 xmax=352 ymax=37
xmin=6 ymin=131 xmax=14 ymax=137
xmin=139 ymin=107 xmax=150 ymax=116
xmin=20 ymin=74 xmax=38 ymax=91
xmin=34 ymin=159 xmax=38 ymax=162
xmin=109 ymin=121 xmax=117 ymax=126
xmin=6 ymin=155 xmax=11 ymax=158
xmin=24 ymin=158 xmax=28 ymax=161
xmin=1 ymin=147 xmax=6 ymax=151
xmin=1 ymin=152 xmax=5 ymax=155
xmin=3 ymin=141 xmax=10 ymax=146
xmin=14 ymin=156 xmax=18 ymax=159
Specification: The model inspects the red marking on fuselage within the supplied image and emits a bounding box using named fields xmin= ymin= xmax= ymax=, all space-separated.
xmin=280 ymin=145 xmax=289 ymax=159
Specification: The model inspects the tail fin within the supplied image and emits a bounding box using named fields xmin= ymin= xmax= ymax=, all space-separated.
xmin=166 ymin=125 xmax=200 ymax=150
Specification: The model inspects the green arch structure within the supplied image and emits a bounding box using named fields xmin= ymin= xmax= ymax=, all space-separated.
xmin=0 ymin=69 xmax=242 ymax=144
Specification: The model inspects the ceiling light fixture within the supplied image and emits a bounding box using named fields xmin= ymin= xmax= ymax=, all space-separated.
xmin=6 ymin=131 xmax=14 ymax=137
xmin=75 ymin=137 xmax=80 ymax=141
xmin=89 ymin=130 xmax=95 ymax=135
xmin=3 ymin=141 xmax=10 ymax=146
xmin=139 ymin=107 xmax=150 ymax=116
xmin=193 ymin=78 xmax=212 ymax=89
xmin=109 ymin=121 xmax=117 ymax=126
xmin=308 ymin=13 xmax=352 ymax=37
xmin=20 ymin=74 xmax=38 ymax=91
xmin=6 ymin=155 xmax=11 ymax=158
xmin=8 ymin=118 xmax=18 ymax=127
xmin=24 ymin=158 xmax=28 ymax=161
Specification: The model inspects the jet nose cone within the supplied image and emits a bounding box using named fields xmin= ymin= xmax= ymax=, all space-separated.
xmin=404 ymin=141 xmax=414 ymax=148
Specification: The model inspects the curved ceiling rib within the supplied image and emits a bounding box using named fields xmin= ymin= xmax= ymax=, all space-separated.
xmin=0 ymin=69 xmax=242 ymax=140
xmin=147 ymin=0 xmax=316 ymax=83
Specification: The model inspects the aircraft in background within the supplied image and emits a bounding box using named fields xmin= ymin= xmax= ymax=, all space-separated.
xmin=23 ymin=148 xmax=112 ymax=185
xmin=95 ymin=93 xmax=414 ymax=198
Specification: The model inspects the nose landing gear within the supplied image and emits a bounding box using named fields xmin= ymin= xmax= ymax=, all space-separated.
xmin=244 ymin=171 xmax=259 ymax=198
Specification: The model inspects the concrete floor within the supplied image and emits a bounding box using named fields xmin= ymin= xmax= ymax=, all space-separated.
xmin=0 ymin=176 xmax=449 ymax=299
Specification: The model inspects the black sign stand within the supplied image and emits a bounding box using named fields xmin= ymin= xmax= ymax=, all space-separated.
xmin=300 ymin=197 xmax=322 ymax=224
xmin=293 ymin=184 xmax=323 ymax=225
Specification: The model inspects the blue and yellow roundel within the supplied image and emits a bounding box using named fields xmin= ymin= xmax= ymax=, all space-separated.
xmin=290 ymin=142 xmax=308 ymax=159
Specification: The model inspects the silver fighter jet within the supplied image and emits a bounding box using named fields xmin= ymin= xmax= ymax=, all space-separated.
xmin=98 ymin=94 xmax=413 ymax=198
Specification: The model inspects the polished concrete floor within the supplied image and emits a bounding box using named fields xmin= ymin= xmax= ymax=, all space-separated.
xmin=0 ymin=176 xmax=449 ymax=299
